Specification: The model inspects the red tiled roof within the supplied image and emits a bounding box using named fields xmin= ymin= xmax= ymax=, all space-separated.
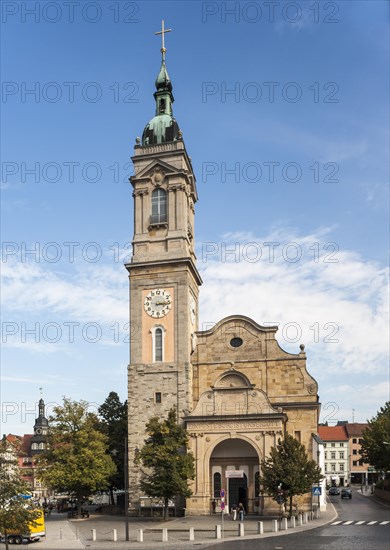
xmin=5 ymin=434 xmax=22 ymax=450
xmin=318 ymin=425 xmax=348 ymax=441
xmin=20 ymin=434 xmax=33 ymax=454
xmin=4 ymin=433 xmax=33 ymax=455
xmin=345 ymin=423 xmax=368 ymax=437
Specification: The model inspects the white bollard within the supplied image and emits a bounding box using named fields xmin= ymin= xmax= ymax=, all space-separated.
xmin=272 ymin=519 xmax=278 ymax=532
xmin=281 ymin=517 xmax=288 ymax=530
xmin=257 ymin=521 xmax=264 ymax=534
xmin=298 ymin=513 xmax=303 ymax=526
xmin=189 ymin=527 xmax=194 ymax=541
xmin=303 ymin=512 xmax=309 ymax=524
xmin=162 ymin=528 xmax=168 ymax=542
xmin=137 ymin=529 xmax=143 ymax=542
xmin=91 ymin=529 xmax=96 ymax=541
xmin=215 ymin=525 xmax=221 ymax=539
xmin=112 ymin=529 xmax=117 ymax=542
xmin=238 ymin=522 xmax=245 ymax=537
xmin=290 ymin=516 xmax=296 ymax=528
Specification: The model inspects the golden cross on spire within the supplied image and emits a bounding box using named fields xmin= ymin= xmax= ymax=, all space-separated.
xmin=39 ymin=386 xmax=43 ymax=395
xmin=155 ymin=20 xmax=172 ymax=60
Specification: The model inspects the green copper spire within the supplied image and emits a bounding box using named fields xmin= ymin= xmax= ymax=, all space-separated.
xmin=142 ymin=21 xmax=180 ymax=146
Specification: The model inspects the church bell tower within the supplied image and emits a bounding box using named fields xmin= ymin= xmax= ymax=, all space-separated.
xmin=125 ymin=22 xmax=202 ymax=510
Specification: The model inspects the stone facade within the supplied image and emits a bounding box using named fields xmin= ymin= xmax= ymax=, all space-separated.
xmin=185 ymin=317 xmax=319 ymax=515
xmin=126 ymin=47 xmax=320 ymax=516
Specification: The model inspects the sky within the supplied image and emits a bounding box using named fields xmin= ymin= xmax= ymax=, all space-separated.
xmin=1 ymin=0 xmax=389 ymax=436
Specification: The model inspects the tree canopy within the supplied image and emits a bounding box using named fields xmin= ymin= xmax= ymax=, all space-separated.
xmin=361 ymin=402 xmax=390 ymax=473
xmin=261 ymin=433 xmax=322 ymax=517
xmin=0 ymin=439 xmax=41 ymax=549
xmin=98 ymin=391 xmax=128 ymax=501
xmin=136 ymin=407 xmax=195 ymax=518
xmin=37 ymin=398 xmax=116 ymax=516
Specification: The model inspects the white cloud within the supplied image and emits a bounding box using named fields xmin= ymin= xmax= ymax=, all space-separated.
xmin=1 ymin=226 xmax=388 ymax=425
xmin=197 ymin=227 xmax=389 ymax=378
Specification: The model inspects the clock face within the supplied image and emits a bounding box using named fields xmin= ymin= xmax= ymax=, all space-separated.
xmin=189 ymin=294 xmax=196 ymax=325
xmin=36 ymin=428 xmax=42 ymax=435
xmin=144 ymin=288 xmax=172 ymax=318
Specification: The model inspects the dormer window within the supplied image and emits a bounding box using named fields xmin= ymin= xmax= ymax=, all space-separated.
xmin=151 ymin=188 xmax=167 ymax=224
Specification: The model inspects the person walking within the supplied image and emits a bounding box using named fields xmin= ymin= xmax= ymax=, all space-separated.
xmin=238 ymin=502 xmax=245 ymax=522
xmin=231 ymin=502 xmax=237 ymax=520
xmin=211 ymin=499 xmax=217 ymax=514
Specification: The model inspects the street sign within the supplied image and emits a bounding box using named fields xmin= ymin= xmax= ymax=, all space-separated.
xmin=312 ymin=487 xmax=322 ymax=496
xmin=220 ymin=501 xmax=225 ymax=510
xmin=220 ymin=489 xmax=225 ymax=498
xmin=276 ymin=495 xmax=284 ymax=504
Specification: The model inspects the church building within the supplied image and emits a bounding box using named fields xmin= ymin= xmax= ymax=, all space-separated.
xmin=126 ymin=25 xmax=320 ymax=516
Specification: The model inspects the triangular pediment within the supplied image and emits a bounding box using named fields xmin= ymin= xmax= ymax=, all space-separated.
xmin=132 ymin=159 xmax=183 ymax=181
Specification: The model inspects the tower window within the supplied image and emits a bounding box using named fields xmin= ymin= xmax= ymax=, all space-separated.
xmin=151 ymin=188 xmax=167 ymax=224
xmin=159 ymin=99 xmax=166 ymax=113
xmin=155 ymin=392 xmax=162 ymax=404
xmin=151 ymin=325 xmax=165 ymax=362
xmin=155 ymin=328 xmax=163 ymax=361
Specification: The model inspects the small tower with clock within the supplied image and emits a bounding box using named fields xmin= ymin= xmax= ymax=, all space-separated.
xmin=30 ymin=397 xmax=48 ymax=456
xmin=125 ymin=21 xmax=202 ymax=510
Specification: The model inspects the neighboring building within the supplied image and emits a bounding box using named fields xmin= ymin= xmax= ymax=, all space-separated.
xmin=4 ymin=398 xmax=50 ymax=499
xmin=318 ymin=425 xmax=349 ymax=486
xmin=127 ymin=30 xmax=321 ymax=516
xmin=312 ymin=433 xmax=327 ymax=510
xmin=1 ymin=433 xmax=20 ymax=474
xmin=344 ymin=423 xmax=372 ymax=484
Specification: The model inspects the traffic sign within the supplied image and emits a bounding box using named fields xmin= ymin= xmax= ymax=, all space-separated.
xmin=312 ymin=487 xmax=322 ymax=496
xmin=220 ymin=501 xmax=225 ymax=510
xmin=276 ymin=495 xmax=284 ymax=504
xmin=220 ymin=489 xmax=225 ymax=498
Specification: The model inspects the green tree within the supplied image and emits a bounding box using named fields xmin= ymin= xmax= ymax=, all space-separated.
xmin=37 ymin=398 xmax=116 ymax=517
xmin=261 ymin=433 xmax=322 ymax=517
xmin=98 ymin=391 xmax=128 ymax=504
xmin=361 ymin=402 xmax=390 ymax=473
xmin=137 ymin=407 xmax=195 ymax=519
xmin=0 ymin=438 xmax=41 ymax=550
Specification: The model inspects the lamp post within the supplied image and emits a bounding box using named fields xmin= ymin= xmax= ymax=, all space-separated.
xmin=124 ymin=437 xmax=129 ymax=542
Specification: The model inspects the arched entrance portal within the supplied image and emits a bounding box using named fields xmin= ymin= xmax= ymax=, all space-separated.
xmin=210 ymin=439 xmax=260 ymax=514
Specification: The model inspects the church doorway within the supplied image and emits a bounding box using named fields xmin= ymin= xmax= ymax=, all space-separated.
xmin=228 ymin=474 xmax=248 ymax=511
xmin=210 ymin=438 xmax=259 ymax=513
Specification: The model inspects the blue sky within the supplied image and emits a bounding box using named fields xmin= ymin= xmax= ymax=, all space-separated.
xmin=1 ymin=1 xmax=389 ymax=435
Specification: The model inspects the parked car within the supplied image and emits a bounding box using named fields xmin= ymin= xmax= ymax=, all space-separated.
xmin=328 ymin=487 xmax=340 ymax=495
xmin=341 ymin=488 xmax=352 ymax=499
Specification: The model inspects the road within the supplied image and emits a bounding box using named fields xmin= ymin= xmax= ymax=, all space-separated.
xmin=203 ymin=489 xmax=390 ymax=550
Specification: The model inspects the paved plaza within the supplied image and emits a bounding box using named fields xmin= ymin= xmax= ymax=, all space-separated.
xmin=37 ymin=505 xmax=337 ymax=549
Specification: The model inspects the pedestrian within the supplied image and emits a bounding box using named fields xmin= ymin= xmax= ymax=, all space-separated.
xmin=211 ymin=499 xmax=217 ymax=514
xmin=231 ymin=502 xmax=237 ymax=520
xmin=238 ymin=502 xmax=245 ymax=522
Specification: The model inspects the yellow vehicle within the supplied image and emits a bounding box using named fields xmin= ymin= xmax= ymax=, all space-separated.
xmin=4 ymin=509 xmax=45 ymax=545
